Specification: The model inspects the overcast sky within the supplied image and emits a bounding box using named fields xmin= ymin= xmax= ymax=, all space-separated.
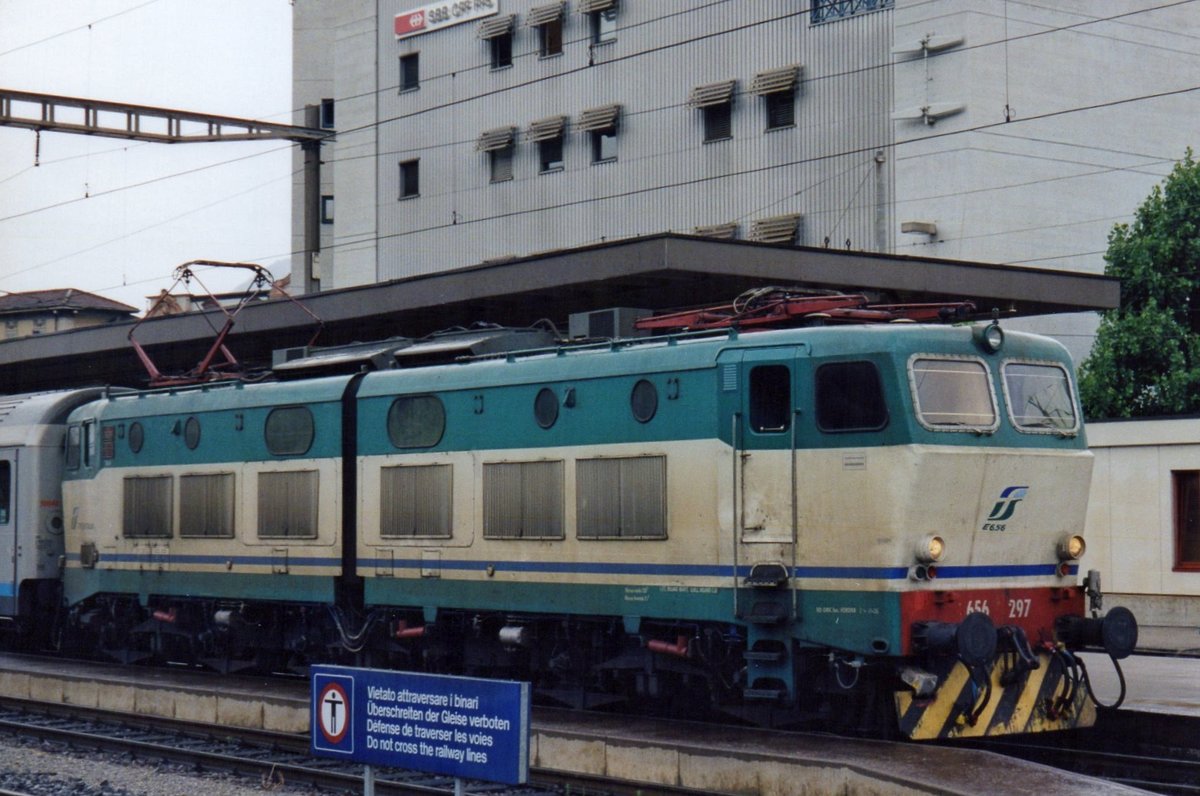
xmin=0 ymin=0 xmax=294 ymax=312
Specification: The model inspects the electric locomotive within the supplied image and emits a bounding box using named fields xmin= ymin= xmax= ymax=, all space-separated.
xmin=12 ymin=296 xmax=1141 ymax=740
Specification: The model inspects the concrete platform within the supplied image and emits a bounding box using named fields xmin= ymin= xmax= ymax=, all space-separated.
xmin=0 ymin=653 xmax=1152 ymax=795
xmin=1079 ymin=651 xmax=1200 ymax=718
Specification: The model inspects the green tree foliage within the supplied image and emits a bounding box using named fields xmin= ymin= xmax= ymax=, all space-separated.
xmin=1080 ymin=150 xmax=1200 ymax=418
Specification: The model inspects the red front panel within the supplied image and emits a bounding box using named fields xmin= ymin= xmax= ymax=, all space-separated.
xmin=899 ymin=587 xmax=1084 ymax=655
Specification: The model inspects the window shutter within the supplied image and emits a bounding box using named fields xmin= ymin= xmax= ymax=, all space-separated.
xmin=577 ymin=104 xmax=621 ymax=132
xmin=750 ymin=65 xmax=801 ymax=95
xmin=528 ymin=115 xmax=567 ymax=142
xmin=477 ymin=14 xmax=516 ymax=39
xmin=577 ymin=0 xmax=616 ymax=13
xmin=527 ymin=2 xmax=565 ymax=26
xmin=751 ymin=214 xmax=803 ymax=244
xmin=688 ymin=80 xmax=736 ymax=108
xmin=693 ymin=222 xmax=738 ymax=240
xmin=476 ymin=126 xmax=517 ymax=151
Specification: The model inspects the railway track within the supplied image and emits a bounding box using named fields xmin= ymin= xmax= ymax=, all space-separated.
xmin=0 ymin=698 xmax=698 ymax=796
xmin=963 ymin=710 xmax=1200 ymax=795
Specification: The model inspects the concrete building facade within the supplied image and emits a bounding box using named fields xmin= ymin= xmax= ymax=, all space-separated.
xmin=291 ymin=0 xmax=1199 ymax=362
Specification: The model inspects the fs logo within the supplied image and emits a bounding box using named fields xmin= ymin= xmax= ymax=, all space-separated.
xmin=982 ymin=485 xmax=1028 ymax=531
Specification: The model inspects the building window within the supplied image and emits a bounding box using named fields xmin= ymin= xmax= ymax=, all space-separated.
xmin=320 ymin=98 xmax=335 ymax=129
xmin=1175 ymin=471 xmax=1200 ymax=570
xmin=478 ymin=15 xmax=516 ymax=70
xmin=689 ymin=80 xmax=736 ymax=143
xmin=577 ymin=104 xmax=620 ymax=163
xmin=0 ymin=461 xmax=10 ymax=525
xmin=490 ymin=146 xmax=514 ymax=182
xmin=477 ymin=127 xmax=517 ymax=183
xmin=580 ymin=0 xmax=618 ymax=44
xmin=811 ymin=0 xmax=894 ymax=25
xmin=751 ymin=66 xmax=801 ymax=131
xmin=320 ymin=195 xmax=334 ymax=224
xmin=399 ymin=53 xmax=420 ymax=91
xmin=529 ymin=115 xmax=567 ymax=173
xmin=400 ymin=159 xmax=420 ymax=198
xmin=483 ymin=460 xmax=565 ymax=539
xmin=528 ymin=2 xmax=564 ymax=57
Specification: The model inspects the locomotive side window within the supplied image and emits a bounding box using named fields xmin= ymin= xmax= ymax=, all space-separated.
xmin=183 ymin=417 xmax=201 ymax=451
xmin=122 ymin=476 xmax=173 ymax=538
xmin=381 ymin=464 xmax=452 ymax=538
xmin=910 ymin=357 xmax=997 ymax=431
xmin=630 ymin=380 xmax=658 ymax=423
xmin=128 ymin=422 xmax=144 ymax=454
xmin=577 ymin=455 xmax=667 ymax=539
xmin=180 ymin=473 xmax=235 ymax=538
xmin=1002 ymin=362 xmax=1078 ymax=433
xmin=749 ymin=365 xmax=791 ymax=432
xmin=258 ymin=470 xmax=319 ymax=538
xmin=83 ymin=421 xmax=96 ymax=466
xmin=816 ymin=361 xmax=888 ymax=432
xmin=0 ymin=461 xmax=9 ymax=525
xmin=265 ymin=406 xmax=315 ymax=456
xmin=534 ymin=388 xmax=559 ymax=429
xmin=482 ymin=460 xmax=564 ymax=539
xmin=66 ymin=425 xmax=81 ymax=470
xmin=387 ymin=396 xmax=445 ymax=448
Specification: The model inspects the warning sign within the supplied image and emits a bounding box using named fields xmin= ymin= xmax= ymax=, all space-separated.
xmin=310 ymin=665 xmax=529 ymax=785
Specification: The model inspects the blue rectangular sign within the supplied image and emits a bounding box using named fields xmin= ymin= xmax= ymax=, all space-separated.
xmin=311 ymin=665 xmax=530 ymax=785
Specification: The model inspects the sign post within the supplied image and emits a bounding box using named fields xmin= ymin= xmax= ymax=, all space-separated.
xmin=311 ymin=665 xmax=531 ymax=789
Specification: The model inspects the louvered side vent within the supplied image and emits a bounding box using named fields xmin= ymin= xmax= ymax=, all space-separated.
xmin=693 ymin=222 xmax=738 ymax=239
xmin=476 ymin=126 xmax=517 ymax=151
xmin=527 ymin=1 xmax=564 ymax=26
xmin=688 ymin=80 xmax=736 ymax=108
xmin=751 ymin=214 xmax=803 ymax=244
xmin=528 ymin=115 xmax=567 ymax=142
xmin=750 ymin=65 xmax=802 ymax=95
xmin=477 ymin=14 xmax=516 ymax=39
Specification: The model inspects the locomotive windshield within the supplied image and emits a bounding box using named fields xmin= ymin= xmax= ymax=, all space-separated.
xmin=1002 ymin=362 xmax=1078 ymax=433
xmin=909 ymin=357 xmax=997 ymax=431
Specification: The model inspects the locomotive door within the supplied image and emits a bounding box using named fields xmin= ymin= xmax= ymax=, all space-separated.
xmin=0 ymin=449 xmax=16 ymax=615
xmin=720 ymin=348 xmax=803 ymax=545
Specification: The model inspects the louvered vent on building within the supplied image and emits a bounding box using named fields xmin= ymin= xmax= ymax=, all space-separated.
xmin=688 ymin=80 xmax=736 ymax=108
xmin=577 ymin=104 xmax=621 ymax=131
xmin=751 ymin=214 xmax=803 ymax=244
xmin=476 ymin=126 xmax=517 ymax=151
xmin=750 ymin=65 xmax=802 ymax=95
xmin=527 ymin=2 xmax=565 ymax=26
xmin=693 ymin=223 xmax=738 ymax=239
xmin=477 ymin=14 xmax=516 ymax=39
xmin=528 ymin=115 xmax=567 ymax=142
xmin=577 ymin=0 xmax=616 ymax=13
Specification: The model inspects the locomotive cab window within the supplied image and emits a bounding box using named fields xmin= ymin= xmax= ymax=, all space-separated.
xmin=750 ymin=365 xmax=791 ymax=433
xmin=816 ymin=361 xmax=888 ymax=432
xmin=65 ymin=425 xmax=81 ymax=470
xmin=909 ymin=357 xmax=997 ymax=432
xmin=1002 ymin=361 xmax=1078 ymax=433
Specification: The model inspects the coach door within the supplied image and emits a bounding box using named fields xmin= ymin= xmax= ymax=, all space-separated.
xmin=0 ymin=450 xmax=16 ymax=615
xmin=721 ymin=348 xmax=804 ymax=546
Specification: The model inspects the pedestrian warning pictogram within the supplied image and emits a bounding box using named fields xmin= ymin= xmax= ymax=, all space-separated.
xmin=312 ymin=673 xmax=354 ymax=754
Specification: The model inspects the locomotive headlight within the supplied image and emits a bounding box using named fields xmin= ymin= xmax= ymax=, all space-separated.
xmin=973 ymin=321 xmax=1005 ymax=353
xmin=1057 ymin=534 xmax=1086 ymax=561
xmin=915 ymin=535 xmax=946 ymax=564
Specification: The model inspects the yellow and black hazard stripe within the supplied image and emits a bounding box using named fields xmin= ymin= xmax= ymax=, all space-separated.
xmin=895 ymin=651 xmax=1097 ymax=740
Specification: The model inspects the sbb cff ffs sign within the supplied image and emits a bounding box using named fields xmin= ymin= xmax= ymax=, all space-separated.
xmin=395 ymin=0 xmax=498 ymax=39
